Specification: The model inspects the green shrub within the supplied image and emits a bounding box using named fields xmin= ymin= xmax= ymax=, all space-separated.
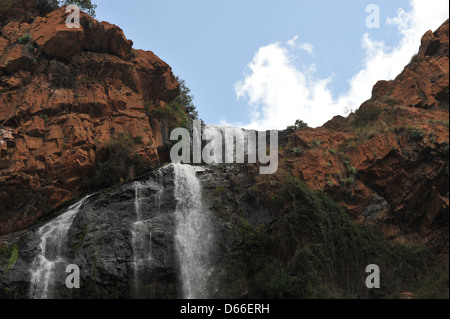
xmin=348 ymin=166 xmax=358 ymax=175
xmin=147 ymin=102 xmax=188 ymax=130
xmin=394 ymin=126 xmax=425 ymax=141
xmin=18 ymin=33 xmax=32 ymax=45
xmin=287 ymin=120 xmax=308 ymax=131
xmin=25 ymin=42 xmax=35 ymax=52
xmin=64 ymin=0 xmax=97 ymax=17
xmin=36 ymin=0 xmax=59 ymax=15
xmin=381 ymin=95 xmax=397 ymax=107
xmin=213 ymin=186 xmax=225 ymax=196
xmin=213 ymin=176 xmax=432 ymax=299
xmin=340 ymin=175 xmax=355 ymax=185
xmin=6 ymin=245 xmax=19 ymax=273
xmin=415 ymin=261 xmax=449 ymax=299
xmin=352 ymin=106 xmax=383 ymax=127
xmin=176 ymin=77 xmax=198 ymax=120
xmin=146 ymin=77 xmax=195 ymax=130
xmin=292 ymin=146 xmax=303 ymax=155
xmin=87 ymin=133 xmax=152 ymax=191
xmin=408 ymin=53 xmax=419 ymax=66
xmin=133 ymin=135 xmax=143 ymax=145
xmin=73 ymin=224 xmax=88 ymax=251
xmin=169 ymin=99 xmax=189 ymax=129
xmin=35 ymin=0 xmax=97 ymax=17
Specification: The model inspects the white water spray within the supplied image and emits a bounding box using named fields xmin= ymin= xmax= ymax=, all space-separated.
xmin=173 ymin=163 xmax=214 ymax=299
xmin=131 ymin=181 xmax=154 ymax=276
xmin=29 ymin=197 xmax=89 ymax=299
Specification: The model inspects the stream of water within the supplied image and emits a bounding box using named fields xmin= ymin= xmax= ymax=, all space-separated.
xmin=173 ymin=163 xmax=214 ymax=299
xmin=29 ymin=197 xmax=89 ymax=299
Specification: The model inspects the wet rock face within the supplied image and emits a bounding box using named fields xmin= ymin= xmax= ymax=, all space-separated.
xmin=198 ymin=164 xmax=278 ymax=228
xmin=0 ymin=164 xmax=247 ymax=299
xmin=0 ymin=7 xmax=179 ymax=236
xmin=0 ymin=166 xmax=179 ymax=299
xmin=59 ymin=168 xmax=179 ymax=298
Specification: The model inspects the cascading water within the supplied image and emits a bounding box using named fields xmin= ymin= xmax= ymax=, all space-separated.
xmin=29 ymin=196 xmax=89 ymax=299
xmin=130 ymin=167 xmax=168 ymax=297
xmin=131 ymin=182 xmax=153 ymax=266
xmin=173 ymin=163 xmax=214 ymax=299
xmin=131 ymin=180 xmax=162 ymax=295
xmin=203 ymin=125 xmax=254 ymax=164
xmin=203 ymin=125 xmax=223 ymax=164
xmin=26 ymin=163 xmax=216 ymax=299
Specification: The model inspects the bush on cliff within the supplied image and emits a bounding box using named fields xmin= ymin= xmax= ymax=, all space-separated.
xmin=351 ymin=105 xmax=383 ymax=127
xmin=213 ymin=176 xmax=432 ymax=299
xmin=87 ymin=133 xmax=151 ymax=191
xmin=36 ymin=0 xmax=96 ymax=17
xmin=145 ymin=77 xmax=197 ymax=130
xmin=176 ymin=77 xmax=198 ymax=120
xmin=286 ymin=119 xmax=308 ymax=131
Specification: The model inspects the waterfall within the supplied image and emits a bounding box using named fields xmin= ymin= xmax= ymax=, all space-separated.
xmin=130 ymin=171 xmax=166 ymax=296
xmin=203 ymin=125 xmax=254 ymax=164
xmin=173 ymin=163 xmax=214 ymax=299
xmin=29 ymin=196 xmax=89 ymax=299
xmin=26 ymin=164 xmax=215 ymax=299
xmin=131 ymin=181 xmax=155 ymax=291
xmin=203 ymin=125 xmax=223 ymax=164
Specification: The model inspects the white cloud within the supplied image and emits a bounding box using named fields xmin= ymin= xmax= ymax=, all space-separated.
xmin=232 ymin=0 xmax=449 ymax=130
xmin=233 ymin=43 xmax=333 ymax=130
xmin=286 ymin=35 xmax=314 ymax=54
xmin=286 ymin=35 xmax=298 ymax=47
xmin=299 ymin=43 xmax=314 ymax=54
xmin=337 ymin=0 xmax=449 ymax=117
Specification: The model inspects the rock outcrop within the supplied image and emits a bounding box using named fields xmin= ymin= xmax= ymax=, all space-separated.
xmin=0 ymin=164 xmax=238 ymax=299
xmin=0 ymin=6 xmax=179 ymax=235
xmin=272 ymin=19 xmax=449 ymax=253
xmin=0 ymin=3 xmax=448 ymax=300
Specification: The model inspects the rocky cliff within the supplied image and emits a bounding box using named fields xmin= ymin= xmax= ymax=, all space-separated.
xmin=0 ymin=4 xmax=448 ymax=299
xmin=270 ymin=19 xmax=449 ymax=254
xmin=0 ymin=5 xmax=179 ymax=235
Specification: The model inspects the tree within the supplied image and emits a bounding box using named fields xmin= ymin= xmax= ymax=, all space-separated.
xmin=175 ymin=76 xmax=198 ymax=120
xmin=286 ymin=119 xmax=308 ymax=131
xmin=36 ymin=0 xmax=59 ymax=15
xmin=36 ymin=0 xmax=96 ymax=17
xmin=61 ymin=0 xmax=97 ymax=17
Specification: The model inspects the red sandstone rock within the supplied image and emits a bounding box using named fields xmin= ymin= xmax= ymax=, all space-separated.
xmin=0 ymin=6 xmax=179 ymax=235
xmin=273 ymin=20 xmax=449 ymax=251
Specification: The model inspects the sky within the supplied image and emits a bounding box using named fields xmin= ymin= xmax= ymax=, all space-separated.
xmin=93 ymin=0 xmax=449 ymax=130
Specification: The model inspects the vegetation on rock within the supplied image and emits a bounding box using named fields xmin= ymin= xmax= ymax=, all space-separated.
xmin=145 ymin=76 xmax=198 ymax=130
xmin=213 ymin=176 xmax=433 ymax=299
xmin=87 ymin=133 xmax=152 ymax=191
xmin=287 ymin=119 xmax=309 ymax=131
xmin=36 ymin=0 xmax=96 ymax=17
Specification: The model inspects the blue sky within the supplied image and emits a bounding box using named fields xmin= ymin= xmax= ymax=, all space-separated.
xmin=94 ymin=0 xmax=448 ymax=129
